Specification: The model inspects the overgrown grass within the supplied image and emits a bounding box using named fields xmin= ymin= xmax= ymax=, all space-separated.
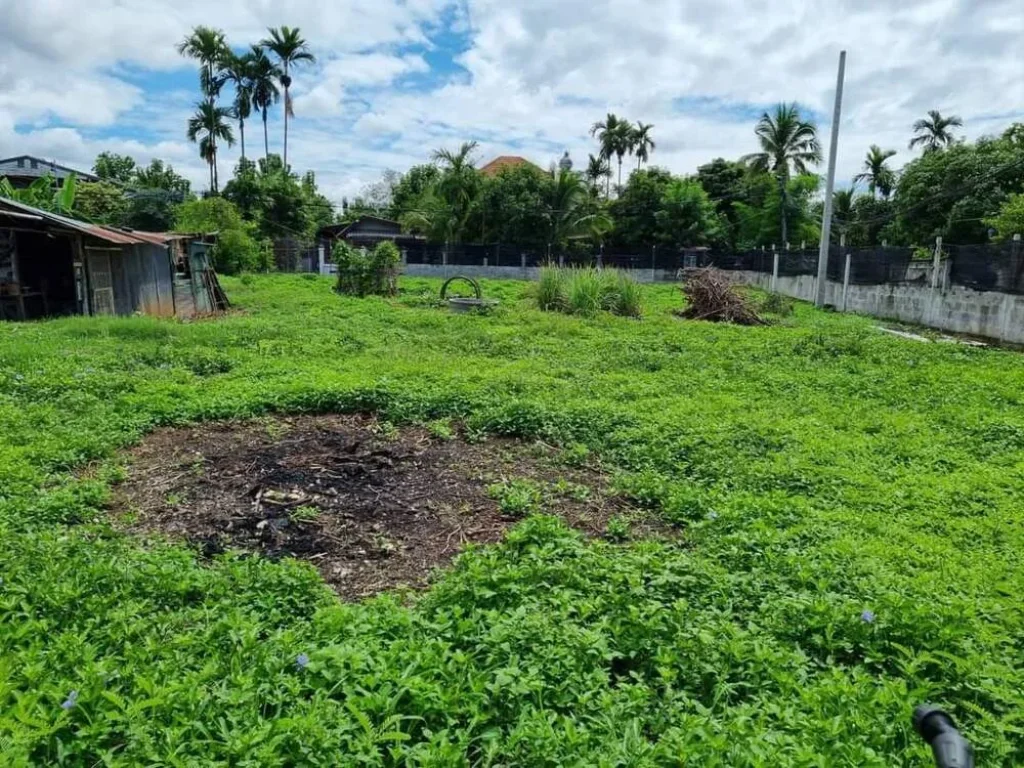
xmin=536 ymin=266 xmax=643 ymax=317
xmin=1 ymin=273 xmax=1023 ymax=765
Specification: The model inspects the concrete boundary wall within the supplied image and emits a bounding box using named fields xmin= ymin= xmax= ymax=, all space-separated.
xmin=732 ymin=269 xmax=1024 ymax=345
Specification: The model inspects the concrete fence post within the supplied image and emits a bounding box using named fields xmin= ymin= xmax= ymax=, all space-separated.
xmin=558 ymin=253 xmax=565 ymax=268
xmin=771 ymin=251 xmax=780 ymax=293
xmin=597 ymin=244 xmax=604 ymax=270
xmin=520 ymin=252 xmax=527 ymax=277
xmin=400 ymin=248 xmax=407 ymax=267
xmin=651 ymin=245 xmax=657 ymax=282
xmin=842 ymin=252 xmax=851 ymax=312
xmin=928 ymin=236 xmax=943 ymax=327
xmin=483 ymin=257 xmax=488 ymax=267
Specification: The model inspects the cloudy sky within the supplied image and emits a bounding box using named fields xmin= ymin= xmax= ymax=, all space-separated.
xmin=1 ymin=0 xmax=1022 ymax=205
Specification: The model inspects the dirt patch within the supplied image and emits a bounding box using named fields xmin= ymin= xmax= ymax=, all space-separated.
xmin=111 ymin=415 xmax=660 ymax=600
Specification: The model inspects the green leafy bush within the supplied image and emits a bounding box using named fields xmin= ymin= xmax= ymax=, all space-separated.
xmin=173 ymin=197 xmax=268 ymax=274
xmin=334 ymin=240 xmax=400 ymax=297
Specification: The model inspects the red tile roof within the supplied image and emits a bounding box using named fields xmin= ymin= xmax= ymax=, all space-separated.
xmin=479 ymin=156 xmax=542 ymax=177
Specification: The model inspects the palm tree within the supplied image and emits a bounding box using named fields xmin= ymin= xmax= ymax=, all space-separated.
xmin=853 ymin=145 xmax=897 ymax=199
xmin=832 ymin=186 xmax=855 ymax=242
xmin=178 ymin=26 xmax=229 ymax=191
xmin=632 ymin=122 xmax=655 ymax=171
xmin=590 ymin=113 xmax=627 ymax=196
xmin=260 ymin=26 xmax=316 ymax=171
xmin=423 ymin=141 xmax=480 ymax=244
xmin=247 ymin=46 xmax=281 ymax=163
xmin=585 ymin=154 xmax=611 ymax=195
xmin=742 ymin=103 xmax=822 ymax=245
xmin=909 ymin=110 xmax=963 ymax=154
xmin=187 ymin=102 xmax=234 ymax=193
xmin=221 ymin=51 xmax=255 ymax=163
xmin=546 ymin=169 xmax=612 ymax=245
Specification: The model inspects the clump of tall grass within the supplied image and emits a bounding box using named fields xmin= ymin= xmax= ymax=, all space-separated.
xmin=535 ymin=266 xmax=643 ymax=318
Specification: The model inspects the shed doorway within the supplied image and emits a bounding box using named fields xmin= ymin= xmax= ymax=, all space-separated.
xmin=2 ymin=231 xmax=78 ymax=319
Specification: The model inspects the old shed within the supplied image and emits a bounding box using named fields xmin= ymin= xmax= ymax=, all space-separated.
xmin=0 ymin=197 xmax=225 ymax=320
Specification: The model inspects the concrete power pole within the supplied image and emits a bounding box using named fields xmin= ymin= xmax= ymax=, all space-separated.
xmin=815 ymin=50 xmax=847 ymax=307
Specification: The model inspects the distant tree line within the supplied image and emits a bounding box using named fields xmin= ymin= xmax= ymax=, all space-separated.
xmin=350 ymin=107 xmax=1024 ymax=252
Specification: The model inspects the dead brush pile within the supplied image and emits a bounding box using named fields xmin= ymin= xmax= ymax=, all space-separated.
xmin=677 ymin=267 xmax=768 ymax=326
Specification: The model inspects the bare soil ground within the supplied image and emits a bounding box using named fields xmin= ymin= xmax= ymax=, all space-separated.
xmin=111 ymin=414 xmax=661 ymax=600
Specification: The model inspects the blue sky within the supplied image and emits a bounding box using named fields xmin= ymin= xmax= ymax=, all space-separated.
xmin=1 ymin=0 xmax=1022 ymax=202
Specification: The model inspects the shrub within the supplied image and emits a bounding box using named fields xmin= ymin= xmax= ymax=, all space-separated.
xmin=536 ymin=266 xmax=565 ymax=311
xmin=760 ymin=292 xmax=794 ymax=317
xmin=535 ymin=267 xmax=643 ymax=318
xmin=334 ymin=240 xmax=401 ymax=297
xmin=173 ymin=197 xmax=267 ymax=274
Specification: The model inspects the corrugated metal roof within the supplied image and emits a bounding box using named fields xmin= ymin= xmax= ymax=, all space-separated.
xmin=0 ymin=155 xmax=99 ymax=183
xmin=0 ymin=196 xmax=166 ymax=246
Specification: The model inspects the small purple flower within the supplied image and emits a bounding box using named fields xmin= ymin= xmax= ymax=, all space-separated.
xmin=296 ymin=653 xmax=310 ymax=670
xmin=861 ymin=610 xmax=876 ymax=624
xmin=61 ymin=690 xmax=79 ymax=710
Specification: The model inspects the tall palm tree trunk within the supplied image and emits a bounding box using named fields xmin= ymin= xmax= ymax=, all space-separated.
xmin=282 ymin=63 xmax=290 ymax=171
xmin=263 ymin=111 xmax=270 ymax=162
xmin=207 ymin=62 xmax=217 ymax=193
xmin=617 ymin=158 xmax=623 ymax=188
xmin=213 ymin=152 xmax=219 ymax=194
xmin=239 ymin=119 xmax=246 ymax=162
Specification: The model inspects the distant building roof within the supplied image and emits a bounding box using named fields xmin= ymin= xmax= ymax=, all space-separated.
xmin=479 ymin=156 xmax=542 ymax=177
xmin=0 ymin=155 xmax=99 ymax=183
xmin=318 ymin=215 xmax=424 ymax=244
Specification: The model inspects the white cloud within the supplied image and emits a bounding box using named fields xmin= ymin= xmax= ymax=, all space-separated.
xmin=1 ymin=0 xmax=1022 ymax=204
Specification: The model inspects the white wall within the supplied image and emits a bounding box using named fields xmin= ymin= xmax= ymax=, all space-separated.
xmin=734 ymin=270 xmax=1024 ymax=344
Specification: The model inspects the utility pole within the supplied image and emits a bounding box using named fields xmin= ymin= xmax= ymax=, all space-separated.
xmin=815 ymin=50 xmax=847 ymax=307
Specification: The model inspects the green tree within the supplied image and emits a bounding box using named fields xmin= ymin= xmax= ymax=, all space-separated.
xmin=984 ymin=194 xmax=1024 ymax=241
xmin=389 ymin=164 xmax=440 ymax=219
xmin=260 ymin=26 xmax=315 ymax=171
xmin=696 ymin=158 xmax=748 ymax=248
xmin=221 ymin=51 xmax=255 ymax=163
xmin=174 ymin=197 xmax=266 ymax=273
xmin=187 ymin=102 xmax=234 ymax=193
xmin=585 ymin=154 xmax=611 ymax=196
xmin=416 ymin=141 xmax=481 ymax=243
xmin=474 ymin=164 xmax=550 ymax=245
xmin=545 ymin=169 xmax=611 ymax=246
xmin=632 ymin=122 xmax=655 ymax=171
xmin=853 ymin=145 xmax=898 ymax=199
xmin=909 ymin=110 xmax=963 ymax=154
xmin=732 ymin=173 xmax=820 ymax=249
xmin=895 ymin=135 xmax=1024 ymax=244
xmin=133 ymin=159 xmax=191 ymax=195
xmin=590 ymin=114 xmax=628 ymax=196
xmin=74 ymin=182 xmax=130 ymax=226
xmin=92 ymin=152 xmax=137 ymax=185
xmin=248 ymin=46 xmax=281 ymax=163
xmin=742 ymin=103 xmax=822 ymax=246
xmin=654 ymin=178 xmax=722 ymax=247
xmin=831 ymin=187 xmax=856 ymax=243
xmin=178 ymin=26 xmax=229 ymax=191
xmin=608 ymin=167 xmax=674 ymax=246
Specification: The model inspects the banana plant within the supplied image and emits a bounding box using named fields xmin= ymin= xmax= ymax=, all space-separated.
xmin=0 ymin=173 xmax=77 ymax=214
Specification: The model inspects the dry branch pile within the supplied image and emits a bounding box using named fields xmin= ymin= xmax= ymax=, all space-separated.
xmin=677 ymin=267 xmax=767 ymax=326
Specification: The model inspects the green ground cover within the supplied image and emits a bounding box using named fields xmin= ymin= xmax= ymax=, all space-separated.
xmin=1 ymin=274 xmax=1023 ymax=766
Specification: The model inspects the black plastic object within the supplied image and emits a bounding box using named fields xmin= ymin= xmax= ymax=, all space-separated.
xmin=440 ymin=275 xmax=482 ymax=301
xmin=913 ymin=705 xmax=974 ymax=768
